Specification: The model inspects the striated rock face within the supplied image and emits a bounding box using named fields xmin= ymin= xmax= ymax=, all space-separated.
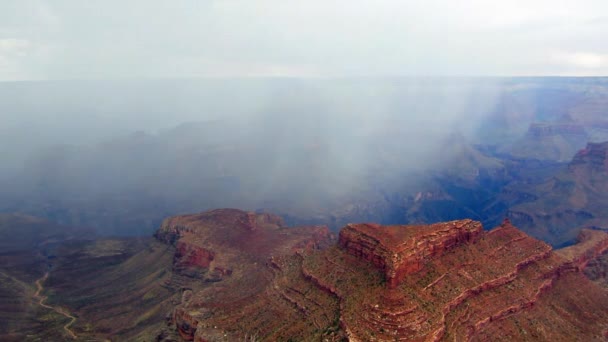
xmin=154 ymin=210 xmax=608 ymax=341
xmin=173 ymin=241 xmax=215 ymax=276
xmin=154 ymin=209 xmax=335 ymax=340
xmin=556 ymin=228 xmax=608 ymax=270
xmin=339 ymin=219 xmax=482 ymax=288
xmin=307 ymin=220 xmax=608 ymax=341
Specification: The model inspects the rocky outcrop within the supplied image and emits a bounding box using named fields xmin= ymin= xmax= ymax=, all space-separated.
xmin=155 ymin=209 xmax=285 ymax=243
xmin=173 ymin=307 xmax=200 ymax=341
xmin=339 ymin=219 xmax=483 ymax=288
xmin=154 ymin=209 xmax=335 ymax=341
xmin=326 ymin=220 xmax=608 ymax=341
xmin=173 ymin=241 xmax=215 ymax=275
xmin=153 ymin=210 xmax=608 ymax=342
xmin=556 ymin=228 xmax=608 ymax=270
xmin=570 ymin=141 xmax=608 ymax=171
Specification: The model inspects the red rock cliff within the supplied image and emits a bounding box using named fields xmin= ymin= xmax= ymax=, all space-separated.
xmin=339 ymin=219 xmax=483 ymax=288
xmin=153 ymin=210 xmax=608 ymax=342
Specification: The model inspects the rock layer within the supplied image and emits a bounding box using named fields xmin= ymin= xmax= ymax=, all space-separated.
xmin=153 ymin=210 xmax=608 ymax=341
xmin=339 ymin=220 xmax=482 ymax=288
xmin=154 ymin=209 xmax=335 ymax=341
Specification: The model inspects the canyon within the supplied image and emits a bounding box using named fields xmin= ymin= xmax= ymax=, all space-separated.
xmin=506 ymin=141 xmax=608 ymax=246
xmin=1 ymin=208 xmax=608 ymax=341
xmin=2 ymin=78 xmax=608 ymax=340
xmin=152 ymin=210 xmax=608 ymax=341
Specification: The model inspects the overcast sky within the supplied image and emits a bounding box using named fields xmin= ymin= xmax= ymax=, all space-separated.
xmin=1 ymin=0 xmax=608 ymax=80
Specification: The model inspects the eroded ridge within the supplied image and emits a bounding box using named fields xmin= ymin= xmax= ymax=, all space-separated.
xmin=155 ymin=210 xmax=608 ymax=341
xmin=556 ymin=228 xmax=608 ymax=269
xmin=307 ymin=220 xmax=608 ymax=341
xmin=339 ymin=219 xmax=483 ymax=288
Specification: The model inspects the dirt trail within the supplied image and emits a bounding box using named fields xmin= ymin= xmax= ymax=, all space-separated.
xmin=34 ymin=272 xmax=78 ymax=339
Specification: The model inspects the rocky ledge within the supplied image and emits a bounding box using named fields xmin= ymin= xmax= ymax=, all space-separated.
xmin=153 ymin=210 xmax=608 ymax=341
xmin=339 ymin=219 xmax=483 ymax=288
xmin=556 ymin=228 xmax=608 ymax=270
xmin=155 ymin=208 xmax=332 ymax=269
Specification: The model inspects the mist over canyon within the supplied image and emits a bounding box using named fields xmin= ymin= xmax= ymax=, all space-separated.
xmin=1 ymin=77 xmax=608 ymax=246
xmin=2 ymin=77 xmax=608 ymax=340
xmin=3 ymin=1 xmax=608 ymax=340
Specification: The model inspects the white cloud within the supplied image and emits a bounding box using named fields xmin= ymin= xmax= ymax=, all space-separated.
xmin=0 ymin=38 xmax=31 ymax=56
xmin=553 ymin=52 xmax=608 ymax=69
xmin=1 ymin=1 xmax=608 ymax=79
xmin=0 ymin=39 xmax=32 ymax=79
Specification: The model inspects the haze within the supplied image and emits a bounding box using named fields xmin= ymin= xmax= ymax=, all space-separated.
xmin=0 ymin=77 xmax=508 ymax=234
xmin=1 ymin=1 xmax=607 ymax=235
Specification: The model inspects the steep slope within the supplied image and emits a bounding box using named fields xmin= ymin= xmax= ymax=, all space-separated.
xmin=0 ymin=214 xmax=93 ymax=341
xmin=5 ymin=209 xmax=608 ymax=341
xmin=399 ymin=135 xmax=508 ymax=229
xmin=153 ymin=209 xmax=336 ymax=341
xmin=556 ymin=228 xmax=608 ymax=288
xmin=303 ymin=220 xmax=608 ymax=341
xmin=150 ymin=210 xmax=608 ymax=341
xmin=40 ymin=237 xmax=176 ymax=341
xmin=507 ymin=141 xmax=608 ymax=246
xmin=0 ymin=213 xmax=179 ymax=341
xmin=0 ymin=270 xmax=70 ymax=342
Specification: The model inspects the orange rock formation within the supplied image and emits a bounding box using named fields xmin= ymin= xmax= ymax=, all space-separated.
xmin=154 ymin=210 xmax=608 ymax=341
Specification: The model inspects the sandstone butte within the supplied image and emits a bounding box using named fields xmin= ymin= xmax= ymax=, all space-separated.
xmin=154 ymin=209 xmax=608 ymax=341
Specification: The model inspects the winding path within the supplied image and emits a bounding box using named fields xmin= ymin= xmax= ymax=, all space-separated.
xmin=34 ymin=272 xmax=78 ymax=339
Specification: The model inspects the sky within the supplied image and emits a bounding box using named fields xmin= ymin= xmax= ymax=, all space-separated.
xmin=1 ymin=0 xmax=608 ymax=81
